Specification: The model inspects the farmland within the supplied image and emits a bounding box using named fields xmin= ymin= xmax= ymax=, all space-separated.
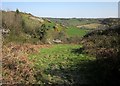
xmin=66 ymin=26 xmax=88 ymax=37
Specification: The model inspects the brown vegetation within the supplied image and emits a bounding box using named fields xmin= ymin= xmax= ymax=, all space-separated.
xmin=2 ymin=43 xmax=51 ymax=84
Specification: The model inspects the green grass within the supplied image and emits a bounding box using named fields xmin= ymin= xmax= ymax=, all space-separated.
xmin=29 ymin=44 xmax=96 ymax=84
xmin=66 ymin=27 xmax=88 ymax=37
xmin=21 ymin=13 xmax=42 ymax=30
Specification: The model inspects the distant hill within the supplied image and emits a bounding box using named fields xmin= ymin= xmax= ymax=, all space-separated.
xmin=47 ymin=18 xmax=102 ymax=28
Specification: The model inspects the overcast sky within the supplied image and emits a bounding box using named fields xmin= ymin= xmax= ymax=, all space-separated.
xmin=2 ymin=2 xmax=118 ymax=18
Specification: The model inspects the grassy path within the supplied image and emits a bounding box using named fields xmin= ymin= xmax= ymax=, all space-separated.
xmin=29 ymin=44 xmax=96 ymax=84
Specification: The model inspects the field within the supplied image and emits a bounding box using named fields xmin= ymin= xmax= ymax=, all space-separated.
xmin=77 ymin=23 xmax=102 ymax=29
xmin=29 ymin=44 xmax=96 ymax=84
xmin=66 ymin=27 xmax=88 ymax=37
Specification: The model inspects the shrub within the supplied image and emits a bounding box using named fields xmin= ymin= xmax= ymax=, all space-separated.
xmin=16 ymin=9 xmax=20 ymax=14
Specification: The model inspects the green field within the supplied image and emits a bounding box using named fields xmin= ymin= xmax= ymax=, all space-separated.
xmin=66 ymin=27 xmax=88 ymax=37
xmin=29 ymin=44 xmax=96 ymax=84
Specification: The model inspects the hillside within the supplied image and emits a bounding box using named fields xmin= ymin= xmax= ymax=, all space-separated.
xmin=80 ymin=19 xmax=120 ymax=85
xmin=3 ymin=10 xmax=99 ymax=45
xmin=2 ymin=10 xmax=67 ymax=44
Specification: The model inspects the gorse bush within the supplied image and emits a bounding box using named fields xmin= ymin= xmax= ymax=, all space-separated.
xmin=81 ymin=20 xmax=120 ymax=85
xmin=82 ymin=25 xmax=120 ymax=59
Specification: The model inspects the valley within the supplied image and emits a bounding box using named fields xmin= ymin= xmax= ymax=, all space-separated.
xmin=2 ymin=10 xmax=120 ymax=85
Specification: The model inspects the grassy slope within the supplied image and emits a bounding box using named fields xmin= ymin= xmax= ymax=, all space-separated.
xmin=2 ymin=11 xmax=67 ymax=44
xmin=66 ymin=27 xmax=88 ymax=37
xmin=21 ymin=13 xmax=42 ymax=30
xmin=29 ymin=44 xmax=96 ymax=84
xmin=2 ymin=11 xmax=43 ymax=43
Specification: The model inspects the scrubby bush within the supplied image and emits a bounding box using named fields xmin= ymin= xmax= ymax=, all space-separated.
xmin=16 ymin=9 xmax=20 ymax=14
xmin=81 ymin=20 xmax=120 ymax=84
xmin=82 ymin=26 xmax=120 ymax=59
